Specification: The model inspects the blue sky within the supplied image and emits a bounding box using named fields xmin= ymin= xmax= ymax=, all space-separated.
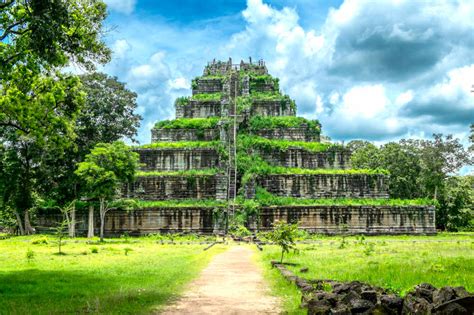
xmin=100 ymin=0 xmax=474 ymax=160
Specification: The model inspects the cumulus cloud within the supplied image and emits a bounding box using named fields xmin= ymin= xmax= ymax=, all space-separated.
xmin=101 ymin=0 xmax=474 ymax=146
xmin=105 ymin=0 xmax=136 ymax=15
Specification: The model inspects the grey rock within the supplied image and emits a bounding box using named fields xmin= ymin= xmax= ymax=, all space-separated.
xmin=433 ymin=287 xmax=456 ymax=305
xmin=349 ymin=299 xmax=374 ymax=313
xmin=360 ymin=290 xmax=378 ymax=304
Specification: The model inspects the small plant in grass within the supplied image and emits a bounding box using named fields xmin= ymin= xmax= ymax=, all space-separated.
xmin=26 ymin=249 xmax=35 ymax=262
xmin=32 ymin=236 xmax=49 ymax=245
xmin=269 ymin=221 xmax=300 ymax=263
xmin=338 ymin=224 xmax=349 ymax=249
xmin=121 ymin=232 xmax=130 ymax=243
xmin=52 ymin=220 xmax=69 ymax=255
xmin=90 ymin=247 xmax=99 ymax=254
xmin=363 ymin=242 xmax=375 ymax=256
xmin=124 ymin=248 xmax=133 ymax=256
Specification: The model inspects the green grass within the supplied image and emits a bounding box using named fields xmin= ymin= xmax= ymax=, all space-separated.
xmin=136 ymin=169 xmax=219 ymax=177
xmin=258 ymin=233 xmax=474 ymax=313
xmin=253 ymin=248 xmax=305 ymax=314
xmin=154 ymin=118 xmax=220 ymax=130
xmin=0 ymin=236 xmax=226 ymax=314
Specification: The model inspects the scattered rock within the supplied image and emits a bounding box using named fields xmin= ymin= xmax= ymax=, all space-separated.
xmin=360 ymin=290 xmax=378 ymax=304
xmin=272 ymin=262 xmax=474 ymax=315
xmin=300 ymin=267 xmax=309 ymax=273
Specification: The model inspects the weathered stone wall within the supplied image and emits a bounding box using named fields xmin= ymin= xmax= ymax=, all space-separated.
xmin=250 ymin=81 xmax=276 ymax=94
xmin=250 ymin=100 xmax=295 ymax=117
xmin=151 ymin=128 xmax=220 ymax=142
xmin=192 ymin=78 xmax=223 ymax=95
xmin=257 ymin=148 xmax=351 ymax=169
xmin=257 ymin=205 xmax=436 ymax=235
xmin=123 ymin=175 xmax=228 ymax=200
xmin=252 ymin=174 xmax=389 ymax=199
xmin=36 ymin=204 xmax=436 ymax=235
xmin=252 ymin=127 xmax=320 ymax=142
xmin=136 ymin=148 xmax=220 ymax=171
xmin=175 ymin=100 xmax=222 ymax=118
xmin=36 ymin=207 xmax=216 ymax=235
xmin=250 ymin=101 xmax=296 ymax=117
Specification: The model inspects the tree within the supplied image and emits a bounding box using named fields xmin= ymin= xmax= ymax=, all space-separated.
xmin=1 ymin=0 xmax=110 ymax=76
xmin=38 ymin=73 xmax=141 ymax=237
xmin=75 ymin=142 xmax=139 ymax=242
xmin=269 ymin=221 xmax=299 ymax=263
xmin=347 ymin=141 xmax=382 ymax=170
xmin=0 ymin=0 xmax=110 ymax=234
xmin=438 ymin=176 xmax=474 ymax=231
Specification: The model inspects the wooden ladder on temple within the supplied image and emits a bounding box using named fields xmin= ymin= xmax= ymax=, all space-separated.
xmin=226 ymin=71 xmax=239 ymax=232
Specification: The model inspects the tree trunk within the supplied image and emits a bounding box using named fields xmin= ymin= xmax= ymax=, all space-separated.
xmin=24 ymin=210 xmax=35 ymax=235
xmin=14 ymin=211 xmax=25 ymax=235
xmin=87 ymin=205 xmax=94 ymax=238
xmin=99 ymin=198 xmax=105 ymax=242
xmin=68 ymin=203 xmax=76 ymax=238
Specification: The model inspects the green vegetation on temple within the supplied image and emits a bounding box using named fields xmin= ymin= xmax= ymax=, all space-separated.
xmin=236 ymin=94 xmax=295 ymax=113
xmin=136 ymin=199 xmax=227 ymax=208
xmin=248 ymin=116 xmax=320 ymax=133
xmin=136 ymin=169 xmax=219 ymax=177
xmin=238 ymin=135 xmax=339 ymax=153
xmin=136 ymin=141 xmax=219 ymax=149
xmin=154 ymin=117 xmax=220 ymax=129
xmin=248 ymin=187 xmax=436 ymax=207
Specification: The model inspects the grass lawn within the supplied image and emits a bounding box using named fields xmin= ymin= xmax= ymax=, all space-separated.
xmin=0 ymin=235 xmax=226 ymax=314
xmin=258 ymin=233 xmax=474 ymax=314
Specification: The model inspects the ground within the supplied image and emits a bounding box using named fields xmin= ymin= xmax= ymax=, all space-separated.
xmin=0 ymin=233 xmax=473 ymax=314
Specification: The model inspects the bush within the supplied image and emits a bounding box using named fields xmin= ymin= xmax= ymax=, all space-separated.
xmin=26 ymin=249 xmax=35 ymax=262
xmin=268 ymin=221 xmax=299 ymax=263
xmin=90 ymin=247 xmax=99 ymax=254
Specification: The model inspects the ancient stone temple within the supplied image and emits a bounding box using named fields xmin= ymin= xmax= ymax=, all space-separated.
xmin=38 ymin=58 xmax=436 ymax=235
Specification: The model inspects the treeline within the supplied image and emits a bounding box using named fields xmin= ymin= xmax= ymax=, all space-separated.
xmin=0 ymin=1 xmax=141 ymax=235
xmin=348 ymin=134 xmax=474 ymax=231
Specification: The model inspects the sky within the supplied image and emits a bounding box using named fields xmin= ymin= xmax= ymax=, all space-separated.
xmin=99 ymin=0 xmax=474 ymax=156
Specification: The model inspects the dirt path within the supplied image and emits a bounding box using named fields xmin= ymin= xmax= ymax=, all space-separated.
xmin=160 ymin=246 xmax=281 ymax=314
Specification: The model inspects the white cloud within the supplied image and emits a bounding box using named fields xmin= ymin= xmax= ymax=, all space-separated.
xmin=105 ymin=0 xmax=136 ymax=15
xmin=111 ymin=39 xmax=131 ymax=59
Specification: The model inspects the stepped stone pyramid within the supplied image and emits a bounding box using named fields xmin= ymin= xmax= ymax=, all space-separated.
xmin=38 ymin=58 xmax=436 ymax=235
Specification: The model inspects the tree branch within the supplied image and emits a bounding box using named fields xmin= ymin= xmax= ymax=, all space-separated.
xmin=0 ymin=0 xmax=15 ymax=10
xmin=0 ymin=20 xmax=25 ymax=41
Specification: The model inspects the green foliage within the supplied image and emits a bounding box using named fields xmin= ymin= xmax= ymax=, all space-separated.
xmin=229 ymin=225 xmax=252 ymax=238
xmin=249 ymin=74 xmax=279 ymax=93
xmin=154 ymin=118 xmax=220 ymax=130
xmin=249 ymin=116 xmax=320 ymax=134
xmin=175 ymin=96 xmax=189 ymax=107
xmin=349 ymin=135 xmax=472 ymax=230
xmin=137 ymin=141 xmax=218 ymax=149
xmin=75 ymin=142 xmax=139 ymax=201
xmin=78 ymin=73 xmax=141 ymax=146
xmin=438 ymin=176 xmax=474 ymax=231
xmin=236 ymin=94 xmax=295 ymax=113
xmin=135 ymin=199 xmax=226 ymax=208
xmin=191 ymin=93 xmax=222 ymax=101
xmin=136 ymin=169 xmax=219 ymax=177
xmin=238 ymin=135 xmax=337 ymax=153
xmin=90 ymin=246 xmax=99 ymax=254
xmin=253 ymin=187 xmax=436 ymax=207
xmin=1 ymin=0 xmax=110 ymax=75
xmin=32 ymin=237 xmax=49 ymax=245
xmin=268 ymin=221 xmax=300 ymax=263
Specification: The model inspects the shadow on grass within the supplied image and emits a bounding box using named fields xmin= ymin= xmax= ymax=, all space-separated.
xmin=0 ymin=269 xmax=170 ymax=314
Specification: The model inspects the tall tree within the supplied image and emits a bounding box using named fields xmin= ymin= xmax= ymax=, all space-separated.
xmin=38 ymin=73 xmax=141 ymax=236
xmin=75 ymin=142 xmax=139 ymax=241
xmin=0 ymin=0 xmax=110 ymax=234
